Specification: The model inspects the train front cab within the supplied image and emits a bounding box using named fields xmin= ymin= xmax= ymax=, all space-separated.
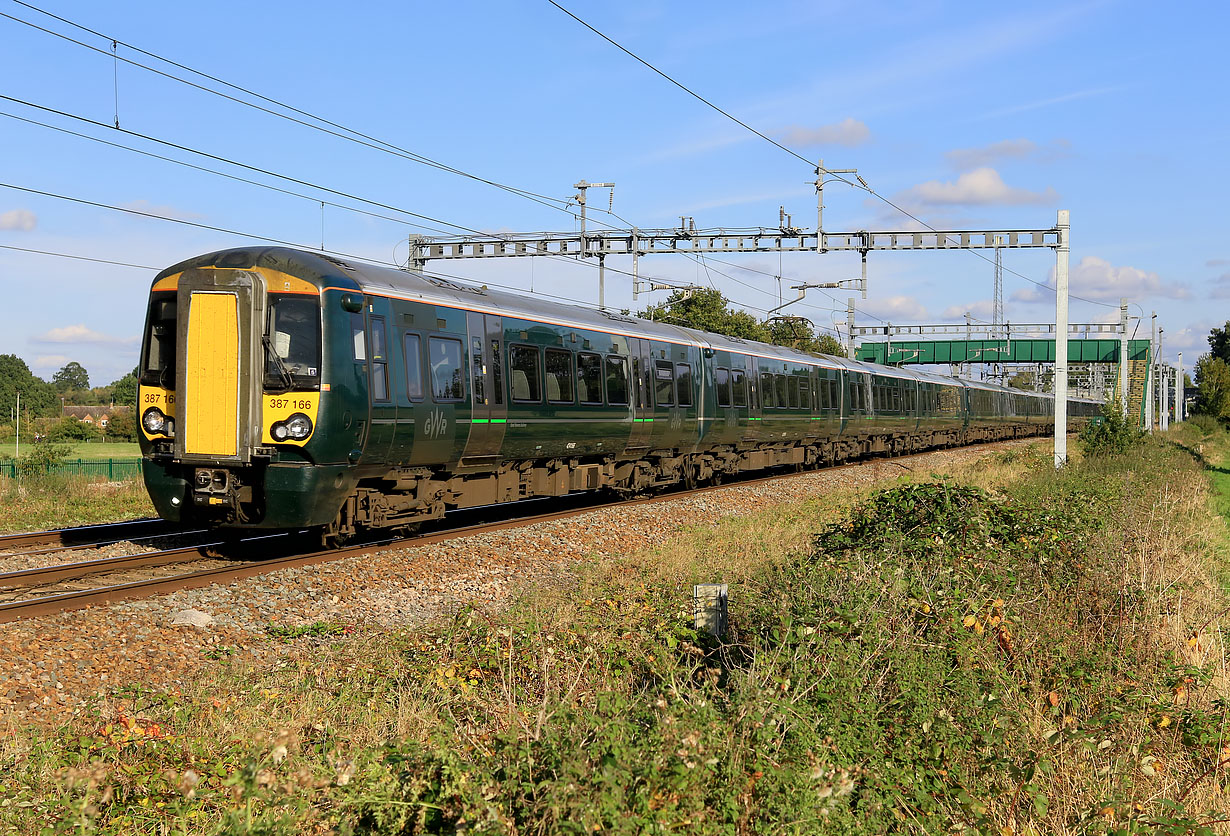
xmin=137 ymin=261 xmax=359 ymax=529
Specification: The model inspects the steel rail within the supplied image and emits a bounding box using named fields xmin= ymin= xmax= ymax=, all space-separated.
xmin=0 ymin=518 xmax=181 ymax=552
xmin=0 ymin=539 xmax=236 ymax=590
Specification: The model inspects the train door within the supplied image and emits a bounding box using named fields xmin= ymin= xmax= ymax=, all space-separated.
xmin=744 ymin=356 xmax=762 ymax=442
xmin=626 ymin=338 xmax=653 ymax=452
xmin=459 ymin=312 xmax=506 ymax=467
xmin=365 ymin=303 xmax=396 ymax=464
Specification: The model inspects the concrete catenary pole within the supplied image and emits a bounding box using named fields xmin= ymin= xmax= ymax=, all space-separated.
xmin=1158 ymin=327 xmax=1166 ymax=430
xmin=1054 ymin=209 xmax=1070 ymax=468
xmin=1177 ymin=352 xmax=1184 ymax=423
xmin=1146 ymin=313 xmax=1156 ymax=432
xmin=1119 ymin=298 xmax=1129 ymax=417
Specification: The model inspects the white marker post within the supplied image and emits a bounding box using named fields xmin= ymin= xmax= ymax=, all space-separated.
xmin=1054 ymin=210 xmax=1069 ymax=468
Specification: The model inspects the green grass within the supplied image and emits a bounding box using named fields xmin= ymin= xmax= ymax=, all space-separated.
xmin=0 ymin=441 xmax=140 ymax=461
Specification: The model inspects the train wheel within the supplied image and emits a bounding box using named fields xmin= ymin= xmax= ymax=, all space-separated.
xmin=681 ymin=460 xmax=699 ymax=491
xmin=320 ymin=523 xmax=353 ymax=550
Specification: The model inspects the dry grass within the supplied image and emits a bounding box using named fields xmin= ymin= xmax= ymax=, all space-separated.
xmin=0 ymin=475 xmax=154 ymax=534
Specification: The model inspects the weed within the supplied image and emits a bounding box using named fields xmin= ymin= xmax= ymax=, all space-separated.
xmin=266 ymin=621 xmax=347 ymax=641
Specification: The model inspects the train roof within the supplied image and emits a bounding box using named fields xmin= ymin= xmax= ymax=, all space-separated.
xmin=158 ymin=247 xmax=851 ymax=370
xmin=155 ymin=248 xmax=1095 ymax=404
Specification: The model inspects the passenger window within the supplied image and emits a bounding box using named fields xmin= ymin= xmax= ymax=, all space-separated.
xmin=546 ymin=348 xmax=574 ymax=404
xmin=403 ymin=334 xmax=423 ymax=400
xmin=775 ymin=374 xmax=788 ymax=410
xmin=732 ymin=369 xmax=747 ymax=407
xmin=654 ymin=360 xmax=674 ymax=406
xmin=510 ymin=344 xmax=542 ymax=402
xmin=428 ymin=336 xmax=464 ymax=401
xmin=675 ymin=363 xmax=693 ymax=407
xmin=606 ymin=355 xmax=629 ymax=405
xmin=788 ymin=376 xmax=800 ymax=409
xmin=760 ymin=371 xmax=775 ymax=408
xmin=799 ymin=377 xmax=810 ymax=411
xmin=577 ymin=352 xmax=603 ymax=404
xmin=716 ymin=367 xmax=731 ymax=407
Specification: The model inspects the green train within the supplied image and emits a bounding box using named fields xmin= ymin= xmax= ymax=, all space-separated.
xmin=137 ymin=247 xmax=1101 ymax=543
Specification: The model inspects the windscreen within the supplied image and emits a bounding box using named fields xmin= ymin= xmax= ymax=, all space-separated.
xmin=265 ymin=294 xmax=321 ymax=391
xmin=140 ymin=292 xmax=177 ymax=387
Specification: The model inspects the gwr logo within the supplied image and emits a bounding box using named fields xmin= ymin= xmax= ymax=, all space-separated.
xmin=423 ymin=409 xmax=448 ymax=439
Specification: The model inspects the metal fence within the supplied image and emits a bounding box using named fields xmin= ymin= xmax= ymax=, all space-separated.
xmin=0 ymin=458 xmax=144 ymax=480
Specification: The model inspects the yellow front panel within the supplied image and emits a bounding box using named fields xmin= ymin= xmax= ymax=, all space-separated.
xmin=262 ymin=392 xmax=320 ymax=445
xmin=185 ymin=292 xmax=239 ymax=456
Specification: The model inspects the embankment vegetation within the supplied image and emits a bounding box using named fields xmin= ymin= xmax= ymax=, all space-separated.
xmin=4 ymin=423 xmax=1229 ymax=834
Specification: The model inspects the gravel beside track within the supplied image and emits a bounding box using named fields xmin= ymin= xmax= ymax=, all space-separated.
xmin=0 ymin=440 xmax=1036 ymax=728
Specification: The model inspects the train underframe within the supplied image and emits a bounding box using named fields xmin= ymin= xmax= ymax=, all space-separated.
xmin=318 ymin=420 xmax=1053 ymax=546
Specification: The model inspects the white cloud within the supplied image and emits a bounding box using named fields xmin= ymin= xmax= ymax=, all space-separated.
xmin=33 ymin=324 xmax=140 ymax=346
xmin=1164 ymin=323 xmax=1213 ymax=354
xmin=1207 ymin=258 xmax=1229 ymax=268
xmin=780 ymin=118 xmax=871 ymax=148
xmin=860 ymin=295 xmax=929 ymax=322
xmin=942 ymin=300 xmax=995 ymax=320
xmin=1010 ymin=256 xmax=1190 ymax=304
xmin=1209 ymin=273 xmax=1230 ymax=299
xmin=897 ymin=168 xmax=1058 ymax=207
xmin=31 ymin=355 xmax=73 ymax=375
xmin=944 ymin=139 xmax=1071 ymax=171
xmin=0 ymin=209 xmax=37 ymax=231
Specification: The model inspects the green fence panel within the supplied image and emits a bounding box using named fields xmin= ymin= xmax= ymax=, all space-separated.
xmin=0 ymin=458 xmax=143 ymax=480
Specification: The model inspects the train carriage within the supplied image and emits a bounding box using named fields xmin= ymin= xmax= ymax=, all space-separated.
xmin=137 ymin=247 xmax=1101 ymax=543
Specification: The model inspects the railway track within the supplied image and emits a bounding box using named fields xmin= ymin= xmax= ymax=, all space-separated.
xmin=0 ymin=518 xmax=187 ymax=554
xmin=0 ymin=441 xmax=1022 ymax=623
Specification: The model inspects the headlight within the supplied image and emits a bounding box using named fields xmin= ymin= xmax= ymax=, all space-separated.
xmin=271 ymin=422 xmax=289 ymax=441
xmin=285 ymin=413 xmax=313 ymax=440
xmin=142 ymin=407 xmax=166 ymax=434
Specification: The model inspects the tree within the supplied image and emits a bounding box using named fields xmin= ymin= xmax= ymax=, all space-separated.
xmin=52 ymin=361 xmax=89 ymax=392
xmin=109 ymin=367 xmax=139 ymax=407
xmin=1208 ymin=322 xmax=1230 ymax=365
xmin=1007 ymin=370 xmax=1037 ymax=390
xmin=814 ymin=334 xmax=845 ymax=357
xmin=0 ymin=354 xmax=58 ymax=420
xmin=1193 ymin=355 xmax=1230 ymax=419
xmin=106 ymin=409 xmax=138 ymax=442
xmin=639 ymin=290 xmax=846 ymax=358
xmin=639 ymin=289 xmax=768 ymax=341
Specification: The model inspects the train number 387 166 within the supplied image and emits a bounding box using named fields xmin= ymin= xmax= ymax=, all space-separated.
xmin=268 ymin=398 xmax=313 ymax=410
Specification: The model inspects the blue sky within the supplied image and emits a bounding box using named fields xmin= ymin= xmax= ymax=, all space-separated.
xmin=1 ymin=0 xmax=1226 ymax=387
